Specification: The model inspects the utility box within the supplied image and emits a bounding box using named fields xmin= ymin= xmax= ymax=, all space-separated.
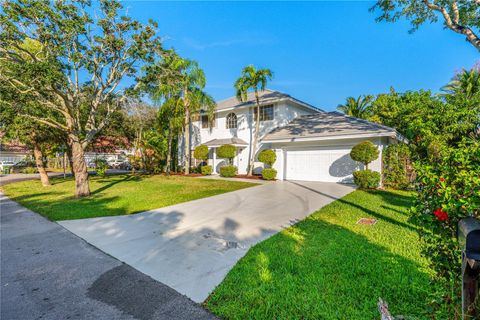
xmin=458 ymin=217 xmax=480 ymax=319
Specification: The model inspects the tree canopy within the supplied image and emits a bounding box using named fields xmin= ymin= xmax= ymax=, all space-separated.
xmin=371 ymin=0 xmax=480 ymax=50
xmin=0 ymin=0 xmax=164 ymax=196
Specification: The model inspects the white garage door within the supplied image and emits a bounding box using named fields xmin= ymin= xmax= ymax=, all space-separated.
xmin=285 ymin=147 xmax=360 ymax=183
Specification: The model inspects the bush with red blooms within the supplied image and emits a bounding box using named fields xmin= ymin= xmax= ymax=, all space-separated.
xmin=410 ymin=138 xmax=480 ymax=314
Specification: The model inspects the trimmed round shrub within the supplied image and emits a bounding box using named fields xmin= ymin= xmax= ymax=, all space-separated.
xmin=258 ymin=149 xmax=276 ymax=166
xmin=194 ymin=145 xmax=209 ymax=161
xmin=261 ymin=168 xmax=277 ymax=180
xmin=353 ymin=170 xmax=380 ymax=189
xmin=350 ymin=141 xmax=379 ymax=169
xmin=201 ymin=165 xmax=212 ymax=176
xmin=219 ymin=165 xmax=237 ymax=177
xmin=94 ymin=159 xmax=108 ymax=177
xmin=217 ymin=144 xmax=236 ymax=164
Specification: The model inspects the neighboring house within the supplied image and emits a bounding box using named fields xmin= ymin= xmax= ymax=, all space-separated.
xmin=0 ymin=140 xmax=30 ymax=163
xmin=187 ymin=89 xmax=403 ymax=183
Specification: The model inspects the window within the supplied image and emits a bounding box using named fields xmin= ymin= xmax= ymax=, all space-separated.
xmin=201 ymin=114 xmax=215 ymax=129
xmin=253 ymin=104 xmax=274 ymax=121
xmin=226 ymin=113 xmax=237 ymax=129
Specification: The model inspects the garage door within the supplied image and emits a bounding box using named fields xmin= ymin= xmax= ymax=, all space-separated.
xmin=285 ymin=147 xmax=359 ymax=183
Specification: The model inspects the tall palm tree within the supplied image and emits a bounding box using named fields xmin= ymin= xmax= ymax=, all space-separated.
xmin=336 ymin=95 xmax=373 ymax=119
xmin=177 ymin=59 xmax=216 ymax=174
xmin=442 ymin=67 xmax=480 ymax=99
xmin=234 ymin=65 xmax=273 ymax=176
xmin=143 ymin=52 xmax=215 ymax=174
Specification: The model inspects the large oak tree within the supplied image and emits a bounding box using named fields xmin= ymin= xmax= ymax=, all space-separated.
xmin=0 ymin=0 xmax=163 ymax=197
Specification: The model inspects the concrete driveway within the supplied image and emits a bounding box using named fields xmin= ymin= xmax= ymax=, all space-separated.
xmin=59 ymin=180 xmax=354 ymax=303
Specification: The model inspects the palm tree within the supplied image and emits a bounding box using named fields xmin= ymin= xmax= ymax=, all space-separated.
xmin=336 ymin=95 xmax=373 ymax=119
xmin=442 ymin=67 xmax=480 ymax=99
xmin=143 ymin=52 xmax=215 ymax=174
xmin=234 ymin=65 xmax=273 ymax=176
xmin=177 ymin=59 xmax=215 ymax=174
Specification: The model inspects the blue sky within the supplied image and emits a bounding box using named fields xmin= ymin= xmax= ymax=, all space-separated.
xmin=124 ymin=1 xmax=478 ymax=111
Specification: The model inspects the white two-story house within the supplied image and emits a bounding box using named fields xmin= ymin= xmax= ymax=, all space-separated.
xmin=187 ymin=89 xmax=403 ymax=183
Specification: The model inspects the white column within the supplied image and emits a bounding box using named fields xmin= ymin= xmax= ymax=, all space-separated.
xmin=213 ymin=147 xmax=217 ymax=174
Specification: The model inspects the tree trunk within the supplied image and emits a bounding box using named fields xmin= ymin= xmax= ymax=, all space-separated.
xmin=70 ymin=138 xmax=90 ymax=197
xmin=184 ymin=108 xmax=191 ymax=174
xmin=32 ymin=141 xmax=50 ymax=186
xmin=65 ymin=145 xmax=75 ymax=176
xmin=248 ymin=91 xmax=261 ymax=176
xmin=166 ymin=122 xmax=173 ymax=176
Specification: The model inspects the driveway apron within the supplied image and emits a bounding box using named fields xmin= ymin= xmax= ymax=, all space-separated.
xmin=58 ymin=180 xmax=355 ymax=303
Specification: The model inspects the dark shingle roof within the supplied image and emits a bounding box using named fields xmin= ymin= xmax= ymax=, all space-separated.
xmin=263 ymin=112 xmax=398 ymax=141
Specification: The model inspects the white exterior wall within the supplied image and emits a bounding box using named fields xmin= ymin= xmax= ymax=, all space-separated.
xmin=270 ymin=136 xmax=388 ymax=183
xmin=190 ymin=101 xmax=314 ymax=174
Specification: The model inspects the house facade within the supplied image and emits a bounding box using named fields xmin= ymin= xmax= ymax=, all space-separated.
xmin=187 ymin=89 xmax=402 ymax=183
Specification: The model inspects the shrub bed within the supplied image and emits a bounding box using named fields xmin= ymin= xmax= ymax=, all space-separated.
xmin=201 ymin=165 xmax=213 ymax=176
xmin=220 ymin=165 xmax=237 ymax=177
xmin=261 ymin=168 xmax=277 ymax=180
xmin=353 ymin=170 xmax=380 ymax=189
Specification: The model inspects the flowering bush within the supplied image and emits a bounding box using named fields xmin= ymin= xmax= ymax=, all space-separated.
xmin=410 ymin=138 xmax=480 ymax=312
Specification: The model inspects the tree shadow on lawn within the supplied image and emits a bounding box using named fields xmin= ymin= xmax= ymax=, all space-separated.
xmin=207 ymin=219 xmax=433 ymax=320
xmin=288 ymin=181 xmax=416 ymax=232
xmin=6 ymin=190 xmax=131 ymax=220
xmin=91 ymin=175 xmax=142 ymax=195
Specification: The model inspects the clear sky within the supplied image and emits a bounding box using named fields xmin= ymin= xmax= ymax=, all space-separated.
xmin=124 ymin=1 xmax=478 ymax=111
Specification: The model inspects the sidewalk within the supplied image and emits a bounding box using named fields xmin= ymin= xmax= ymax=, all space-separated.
xmin=0 ymin=193 xmax=216 ymax=320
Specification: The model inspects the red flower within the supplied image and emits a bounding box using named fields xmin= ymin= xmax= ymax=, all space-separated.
xmin=433 ymin=208 xmax=448 ymax=221
xmin=439 ymin=177 xmax=445 ymax=182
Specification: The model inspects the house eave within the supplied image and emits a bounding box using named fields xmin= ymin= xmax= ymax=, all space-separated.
xmin=262 ymin=131 xmax=401 ymax=144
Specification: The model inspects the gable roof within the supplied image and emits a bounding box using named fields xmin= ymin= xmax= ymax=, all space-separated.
xmin=203 ymin=138 xmax=248 ymax=147
xmin=262 ymin=111 xmax=403 ymax=142
xmin=215 ymin=89 xmax=321 ymax=113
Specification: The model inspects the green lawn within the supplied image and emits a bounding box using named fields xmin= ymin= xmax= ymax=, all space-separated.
xmin=206 ymin=189 xmax=435 ymax=320
xmin=1 ymin=175 xmax=255 ymax=221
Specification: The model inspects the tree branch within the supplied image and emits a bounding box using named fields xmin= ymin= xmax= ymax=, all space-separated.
xmin=424 ymin=0 xmax=480 ymax=51
xmin=22 ymin=114 xmax=68 ymax=131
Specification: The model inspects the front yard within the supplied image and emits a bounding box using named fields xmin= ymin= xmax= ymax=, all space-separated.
xmin=1 ymin=175 xmax=255 ymax=220
xmin=206 ymin=189 xmax=435 ymax=319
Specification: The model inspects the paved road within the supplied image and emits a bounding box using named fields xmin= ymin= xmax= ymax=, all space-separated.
xmin=0 ymin=172 xmax=64 ymax=186
xmin=0 ymin=170 xmax=131 ymax=186
xmin=0 ymin=193 xmax=216 ymax=320
xmin=60 ymin=180 xmax=355 ymax=302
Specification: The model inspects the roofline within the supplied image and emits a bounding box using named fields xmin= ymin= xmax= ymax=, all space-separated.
xmin=262 ymin=131 xmax=401 ymax=143
xmin=214 ymin=97 xmax=322 ymax=114
xmin=329 ymin=111 xmax=397 ymax=132
xmin=205 ymin=144 xmax=248 ymax=148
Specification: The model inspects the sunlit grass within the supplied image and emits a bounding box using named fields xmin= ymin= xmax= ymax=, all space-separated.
xmin=1 ymin=174 xmax=255 ymax=221
xmin=206 ymin=189 xmax=436 ymax=319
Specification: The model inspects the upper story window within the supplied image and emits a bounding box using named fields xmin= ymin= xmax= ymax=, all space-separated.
xmin=201 ymin=114 xmax=215 ymax=129
xmin=226 ymin=113 xmax=237 ymax=129
xmin=253 ymin=104 xmax=274 ymax=121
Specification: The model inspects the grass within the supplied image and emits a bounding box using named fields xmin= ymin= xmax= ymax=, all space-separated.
xmin=1 ymin=174 xmax=255 ymax=221
xmin=205 ymin=189 xmax=435 ymax=320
